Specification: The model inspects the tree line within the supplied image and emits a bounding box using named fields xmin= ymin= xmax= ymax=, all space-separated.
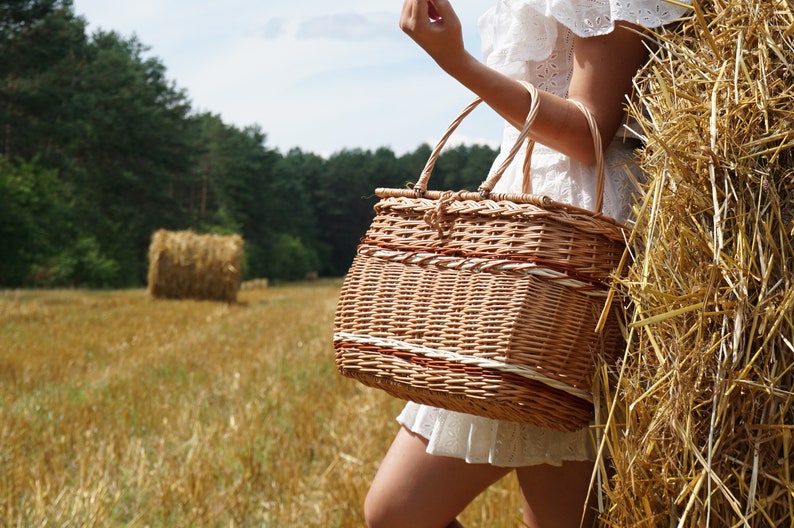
xmin=0 ymin=0 xmax=498 ymax=288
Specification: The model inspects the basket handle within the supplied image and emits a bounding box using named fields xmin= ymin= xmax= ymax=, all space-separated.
xmin=412 ymin=82 xmax=606 ymax=214
xmin=572 ymin=100 xmax=605 ymax=213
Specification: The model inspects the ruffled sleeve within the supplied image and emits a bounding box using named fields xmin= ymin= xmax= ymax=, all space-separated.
xmin=480 ymin=0 xmax=693 ymax=71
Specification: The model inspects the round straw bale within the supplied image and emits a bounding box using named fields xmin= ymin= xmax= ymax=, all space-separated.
xmin=597 ymin=1 xmax=794 ymax=526
xmin=147 ymin=229 xmax=244 ymax=302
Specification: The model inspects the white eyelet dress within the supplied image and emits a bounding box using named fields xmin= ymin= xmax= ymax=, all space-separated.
xmin=397 ymin=0 xmax=692 ymax=468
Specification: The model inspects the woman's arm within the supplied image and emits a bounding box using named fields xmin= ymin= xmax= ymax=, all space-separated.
xmin=399 ymin=0 xmax=649 ymax=164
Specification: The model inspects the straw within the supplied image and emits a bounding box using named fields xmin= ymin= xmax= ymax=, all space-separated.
xmin=596 ymin=1 xmax=794 ymax=525
xmin=147 ymin=229 xmax=244 ymax=302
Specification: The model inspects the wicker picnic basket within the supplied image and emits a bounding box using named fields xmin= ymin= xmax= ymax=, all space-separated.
xmin=334 ymin=83 xmax=628 ymax=432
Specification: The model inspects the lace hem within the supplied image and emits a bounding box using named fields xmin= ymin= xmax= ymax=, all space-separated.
xmin=397 ymin=402 xmax=597 ymax=468
xmin=480 ymin=0 xmax=693 ymax=68
xmin=519 ymin=0 xmax=693 ymax=37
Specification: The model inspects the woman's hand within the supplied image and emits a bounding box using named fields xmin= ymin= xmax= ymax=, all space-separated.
xmin=399 ymin=3 xmax=648 ymax=164
xmin=399 ymin=0 xmax=468 ymax=73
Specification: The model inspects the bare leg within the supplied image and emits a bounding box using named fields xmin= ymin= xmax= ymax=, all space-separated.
xmin=364 ymin=426 xmax=511 ymax=528
xmin=515 ymin=461 xmax=598 ymax=528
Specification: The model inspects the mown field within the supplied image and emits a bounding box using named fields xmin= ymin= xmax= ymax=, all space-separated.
xmin=0 ymin=281 xmax=522 ymax=526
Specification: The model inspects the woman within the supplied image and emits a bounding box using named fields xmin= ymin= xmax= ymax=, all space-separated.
xmin=364 ymin=1 xmax=692 ymax=527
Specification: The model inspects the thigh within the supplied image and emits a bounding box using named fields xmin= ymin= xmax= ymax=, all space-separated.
xmin=365 ymin=426 xmax=511 ymax=528
xmin=515 ymin=461 xmax=598 ymax=528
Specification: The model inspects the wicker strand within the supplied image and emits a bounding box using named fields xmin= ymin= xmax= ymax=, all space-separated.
xmin=356 ymin=245 xmax=609 ymax=294
xmin=423 ymin=190 xmax=463 ymax=237
xmin=334 ymin=332 xmax=594 ymax=402
xmin=571 ymin=100 xmax=605 ymax=213
xmin=412 ymin=82 xmax=608 ymax=215
xmin=414 ymin=100 xmax=482 ymax=195
xmin=334 ymin=79 xmax=627 ymax=430
xmin=479 ymin=81 xmax=541 ymax=195
xmin=414 ymin=82 xmax=541 ymax=196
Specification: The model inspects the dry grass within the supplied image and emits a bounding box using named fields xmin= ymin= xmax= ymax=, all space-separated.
xmin=596 ymin=1 xmax=794 ymax=526
xmin=0 ymin=282 xmax=522 ymax=527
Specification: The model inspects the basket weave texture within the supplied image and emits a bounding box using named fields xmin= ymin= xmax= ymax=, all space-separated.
xmin=334 ymin=85 xmax=627 ymax=431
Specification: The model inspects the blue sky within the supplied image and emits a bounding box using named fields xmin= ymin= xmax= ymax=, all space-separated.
xmin=72 ymin=0 xmax=504 ymax=157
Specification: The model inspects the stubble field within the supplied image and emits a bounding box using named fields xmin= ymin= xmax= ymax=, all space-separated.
xmin=0 ymin=281 xmax=520 ymax=526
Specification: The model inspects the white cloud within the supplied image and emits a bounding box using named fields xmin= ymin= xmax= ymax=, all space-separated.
xmin=295 ymin=12 xmax=397 ymax=41
xmin=260 ymin=18 xmax=287 ymax=40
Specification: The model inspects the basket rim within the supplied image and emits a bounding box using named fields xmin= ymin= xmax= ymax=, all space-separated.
xmin=374 ymin=188 xmax=628 ymax=241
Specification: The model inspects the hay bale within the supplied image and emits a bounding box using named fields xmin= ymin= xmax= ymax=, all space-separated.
xmin=147 ymin=229 xmax=244 ymax=302
xmin=596 ymin=1 xmax=794 ymax=526
xmin=240 ymin=278 xmax=270 ymax=291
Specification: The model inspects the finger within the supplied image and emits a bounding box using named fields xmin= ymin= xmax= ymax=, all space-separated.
xmin=400 ymin=0 xmax=434 ymax=33
xmin=421 ymin=0 xmax=460 ymax=33
xmin=413 ymin=0 xmax=430 ymax=25
xmin=427 ymin=0 xmax=441 ymax=21
xmin=399 ymin=0 xmax=414 ymax=28
xmin=430 ymin=0 xmax=453 ymax=17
